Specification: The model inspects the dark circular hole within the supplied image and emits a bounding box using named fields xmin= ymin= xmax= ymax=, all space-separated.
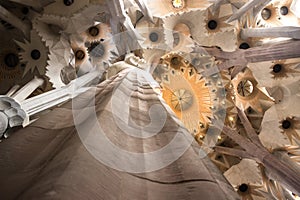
xmin=75 ymin=50 xmax=85 ymax=60
xmin=273 ymin=64 xmax=282 ymax=73
xmin=238 ymin=184 xmax=249 ymax=193
xmin=282 ymin=120 xmax=291 ymax=129
xmin=88 ymin=26 xmax=100 ymax=37
xmin=63 ymin=0 xmax=74 ymax=6
xmin=149 ymin=32 xmax=159 ymax=42
xmin=208 ymin=20 xmax=218 ymax=30
xmin=239 ymin=42 xmax=250 ymax=49
xmin=31 ymin=49 xmax=41 ymax=60
xmin=171 ymin=57 xmax=180 ymax=66
xmin=4 ymin=53 xmax=19 ymax=68
xmin=280 ymin=6 xmax=289 ymax=15
xmin=247 ymin=107 xmax=252 ymax=113
xmin=22 ymin=7 xmax=29 ymax=15
xmin=261 ymin=8 xmax=272 ymax=20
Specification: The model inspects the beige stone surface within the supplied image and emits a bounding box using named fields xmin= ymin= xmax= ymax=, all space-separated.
xmin=0 ymin=70 xmax=239 ymax=200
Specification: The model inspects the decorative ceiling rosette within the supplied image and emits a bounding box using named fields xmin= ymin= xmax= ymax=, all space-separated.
xmin=224 ymin=159 xmax=269 ymax=200
xmin=183 ymin=4 xmax=238 ymax=51
xmin=136 ymin=17 xmax=167 ymax=49
xmin=0 ymin=30 xmax=32 ymax=94
xmin=248 ymin=58 xmax=300 ymax=87
xmin=15 ymin=30 xmax=49 ymax=76
xmin=231 ymin=68 xmax=274 ymax=113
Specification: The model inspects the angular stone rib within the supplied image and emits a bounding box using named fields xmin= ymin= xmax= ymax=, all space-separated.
xmin=201 ymin=40 xmax=300 ymax=77
xmin=241 ymin=27 xmax=300 ymax=40
xmin=0 ymin=5 xmax=30 ymax=38
xmin=22 ymin=71 xmax=101 ymax=117
xmin=245 ymin=40 xmax=300 ymax=63
xmin=205 ymin=39 xmax=300 ymax=64
xmin=8 ymin=0 xmax=38 ymax=7
xmin=217 ymin=122 xmax=300 ymax=196
xmin=6 ymin=85 xmax=21 ymax=97
xmin=0 ymin=69 xmax=240 ymax=200
xmin=133 ymin=0 xmax=154 ymax=23
xmin=11 ymin=77 xmax=44 ymax=103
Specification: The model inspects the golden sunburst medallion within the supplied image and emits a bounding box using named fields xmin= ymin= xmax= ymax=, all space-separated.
xmin=153 ymin=52 xmax=213 ymax=139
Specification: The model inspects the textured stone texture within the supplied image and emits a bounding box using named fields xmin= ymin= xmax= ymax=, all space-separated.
xmin=0 ymin=70 xmax=239 ymax=200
